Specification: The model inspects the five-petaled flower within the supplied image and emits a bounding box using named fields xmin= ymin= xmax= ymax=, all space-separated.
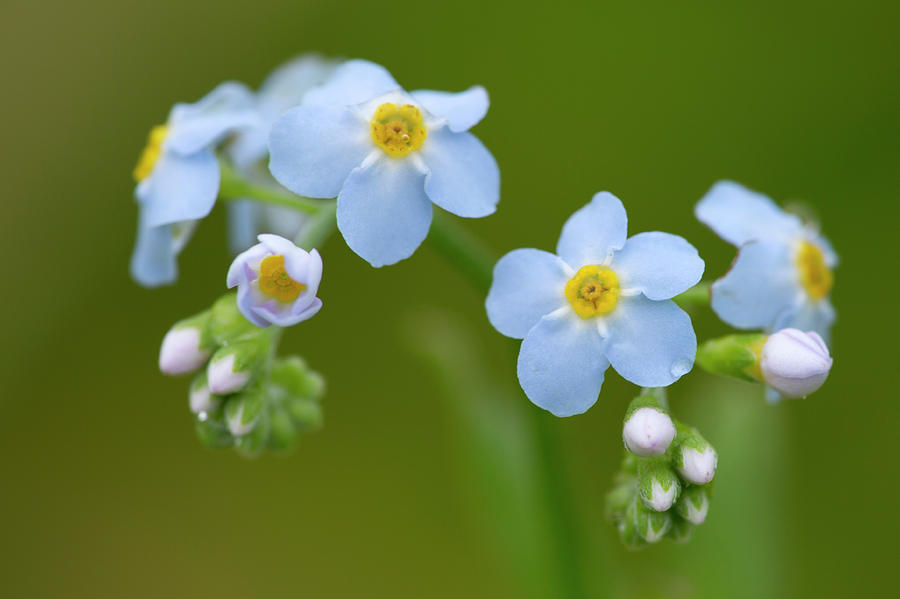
xmin=227 ymin=234 xmax=323 ymax=327
xmin=268 ymin=59 xmax=500 ymax=267
xmin=695 ymin=181 xmax=837 ymax=341
xmin=131 ymin=82 xmax=259 ymax=287
xmin=486 ymin=193 xmax=705 ymax=417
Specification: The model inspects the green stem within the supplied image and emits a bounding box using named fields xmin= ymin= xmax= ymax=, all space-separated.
xmin=218 ymin=160 xmax=327 ymax=214
xmin=294 ymin=201 xmax=338 ymax=251
xmin=429 ymin=212 xmax=589 ymax=599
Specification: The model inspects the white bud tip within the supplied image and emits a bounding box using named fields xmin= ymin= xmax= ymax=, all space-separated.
xmin=623 ymin=408 xmax=676 ymax=457
xmin=207 ymin=354 xmax=251 ymax=395
xmin=678 ymin=446 xmax=718 ymax=485
xmin=227 ymin=404 xmax=255 ymax=436
xmin=189 ymin=384 xmax=219 ymax=414
xmin=159 ymin=327 xmax=211 ymax=375
xmin=760 ymin=328 xmax=833 ymax=398
xmin=643 ymin=480 xmax=678 ymax=512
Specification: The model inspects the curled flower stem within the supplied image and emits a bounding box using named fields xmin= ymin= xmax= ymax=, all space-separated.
xmin=218 ymin=160 xmax=327 ymax=214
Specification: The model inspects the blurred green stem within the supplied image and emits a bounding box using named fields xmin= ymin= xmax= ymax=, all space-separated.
xmin=428 ymin=212 xmax=590 ymax=599
xmin=218 ymin=160 xmax=327 ymax=214
xmin=674 ymin=282 xmax=711 ymax=310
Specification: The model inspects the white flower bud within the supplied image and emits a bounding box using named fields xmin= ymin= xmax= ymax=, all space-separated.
xmin=207 ymin=353 xmax=251 ymax=395
xmin=623 ymin=408 xmax=676 ymax=457
xmin=638 ymin=458 xmax=681 ymax=512
xmin=643 ymin=479 xmax=678 ymax=512
xmin=675 ymin=487 xmax=710 ymax=525
xmin=677 ymin=445 xmax=718 ymax=485
xmin=760 ymin=328 xmax=833 ymax=398
xmin=159 ymin=327 xmax=211 ymax=375
xmin=226 ymin=402 xmax=255 ymax=436
xmin=189 ymin=381 xmax=220 ymax=414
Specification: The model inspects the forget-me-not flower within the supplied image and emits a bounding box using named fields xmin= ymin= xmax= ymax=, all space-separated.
xmin=131 ymin=82 xmax=259 ymax=287
xmin=486 ymin=193 xmax=704 ymax=417
xmin=695 ymin=181 xmax=837 ymax=341
xmin=268 ymin=59 xmax=500 ymax=267
xmin=227 ymin=234 xmax=323 ymax=328
xmin=227 ymin=55 xmax=340 ymax=253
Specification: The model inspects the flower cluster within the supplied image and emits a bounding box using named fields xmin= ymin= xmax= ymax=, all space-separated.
xmin=159 ymin=293 xmax=324 ymax=455
xmin=606 ymin=389 xmax=717 ymax=549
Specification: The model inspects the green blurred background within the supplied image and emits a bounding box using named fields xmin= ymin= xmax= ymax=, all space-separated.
xmin=2 ymin=0 xmax=898 ymax=597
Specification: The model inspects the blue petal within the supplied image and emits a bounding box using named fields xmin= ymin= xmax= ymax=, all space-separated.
xmin=337 ymin=156 xmax=433 ymax=267
xmin=421 ymin=128 xmax=499 ymax=218
xmin=486 ymin=249 xmax=570 ymax=339
xmin=556 ymin=192 xmax=628 ymax=269
xmin=303 ymin=59 xmax=400 ymax=106
xmin=516 ymin=310 xmax=609 ymax=417
xmin=166 ymin=82 xmax=259 ymax=155
xmin=611 ymin=232 xmax=705 ymax=300
xmin=411 ymin=86 xmax=489 ymax=132
xmin=710 ymin=240 xmax=800 ymax=329
xmin=695 ymin=180 xmax=802 ymax=246
xmin=774 ymin=299 xmax=836 ymax=343
xmin=141 ymin=149 xmax=220 ymax=228
xmin=268 ymin=105 xmax=371 ymax=198
xmin=603 ymin=296 xmax=697 ymax=387
xmin=227 ymin=200 xmax=260 ymax=253
xmin=130 ymin=210 xmax=180 ymax=288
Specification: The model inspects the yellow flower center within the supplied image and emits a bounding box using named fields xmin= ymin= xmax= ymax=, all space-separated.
xmin=370 ymin=103 xmax=426 ymax=158
xmin=795 ymin=241 xmax=833 ymax=301
xmin=133 ymin=125 xmax=168 ymax=182
xmin=565 ymin=265 xmax=621 ymax=318
xmin=259 ymin=255 xmax=306 ymax=303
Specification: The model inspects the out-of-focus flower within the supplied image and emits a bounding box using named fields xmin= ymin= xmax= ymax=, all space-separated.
xmin=227 ymin=55 xmax=341 ymax=252
xmin=131 ymin=83 xmax=259 ymax=286
xmin=226 ymin=234 xmax=323 ymax=328
xmin=696 ymin=181 xmax=837 ymax=341
xmin=486 ymin=192 xmax=704 ymax=416
xmin=268 ymin=59 xmax=499 ymax=267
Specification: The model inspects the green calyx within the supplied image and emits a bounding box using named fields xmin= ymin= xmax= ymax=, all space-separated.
xmin=696 ymin=333 xmax=768 ymax=383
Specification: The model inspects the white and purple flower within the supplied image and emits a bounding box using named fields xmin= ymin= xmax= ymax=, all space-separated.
xmin=227 ymin=234 xmax=323 ymax=328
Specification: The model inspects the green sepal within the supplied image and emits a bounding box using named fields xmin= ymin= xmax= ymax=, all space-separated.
xmin=666 ymin=514 xmax=694 ymax=543
xmin=638 ymin=457 xmax=681 ymax=509
xmin=674 ymin=485 xmax=711 ymax=522
xmin=619 ymin=500 xmax=648 ymax=551
xmin=696 ymin=333 xmax=768 ymax=383
xmin=206 ymin=292 xmax=259 ymax=346
xmin=286 ymin=397 xmax=324 ymax=431
xmin=210 ymin=336 xmax=269 ymax=378
xmin=267 ymin=407 xmax=298 ymax=452
xmin=172 ymin=309 xmax=216 ymax=352
xmin=194 ymin=410 xmax=234 ymax=449
xmin=624 ymin=388 xmax=669 ymax=422
xmin=671 ymin=421 xmax=712 ymax=469
xmin=225 ymin=388 xmax=266 ymax=433
xmin=633 ymin=499 xmax=673 ymax=543
xmin=271 ymin=356 xmax=326 ymax=400
xmin=235 ymin=411 xmax=270 ymax=458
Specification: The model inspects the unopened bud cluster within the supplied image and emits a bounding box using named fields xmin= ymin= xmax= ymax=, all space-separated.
xmin=159 ymin=292 xmax=325 ymax=456
xmin=607 ymin=389 xmax=717 ymax=549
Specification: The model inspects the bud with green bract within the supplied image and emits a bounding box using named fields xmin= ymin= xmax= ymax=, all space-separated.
xmin=696 ymin=333 xmax=767 ymax=382
xmin=206 ymin=292 xmax=257 ymax=345
xmin=619 ymin=500 xmax=647 ymax=551
xmin=622 ymin=389 xmax=676 ymax=457
xmin=267 ymin=407 xmax=298 ymax=452
xmin=225 ymin=389 xmax=265 ymax=436
xmin=235 ymin=413 xmax=269 ymax=458
xmin=675 ymin=485 xmax=711 ymax=525
xmin=194 ymin=410 xmax=233 ymax=449
xmin=632 ymin=497 xmax=673 ymax=543
xmin=189 ymin=372 xmax=221 ymax=414
xmin=207 ymin=336 xmax=270 ymax=395
xmin=672 ymin=424 xmax=717 ymax=485
xmin=271 ymin=356 xmax=326 ymax=400
xmin=638 ymin=457 xmax=681 ymax=512
xmin=159 ymin=310 xmax=214 ymax=375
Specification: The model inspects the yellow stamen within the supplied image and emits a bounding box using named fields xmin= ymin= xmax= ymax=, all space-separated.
xmin=258 ymin=255 xmax=306 ymax=303
xmin=565 ymin=265 xmax=621 ymax=318
xmin=370 ymin=103 xmax=426 ymax=158
xmin=133 ymin=125 xmax=168 ymax=182
xmin=795 ymin=241 xmax=833 ymax=301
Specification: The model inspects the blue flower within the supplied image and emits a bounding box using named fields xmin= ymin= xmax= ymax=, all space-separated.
xmin=130 ymin=82 xmax=259 ymax=287
xmin=267 ymin=59 xmax=500 ymax=267
xmin=695 ymin=181 xmax=837 ymax=341
xmin=227 ymin=234 xmax=323 ymax=328
xmin=486 ymin=193 xmax=704 ymax=417
xmin=226 ymin=56 xmax=340 ymax=253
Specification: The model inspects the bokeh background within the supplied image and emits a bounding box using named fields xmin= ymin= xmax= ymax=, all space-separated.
xmin=2 ymin=0 xmax=898 ymax=597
